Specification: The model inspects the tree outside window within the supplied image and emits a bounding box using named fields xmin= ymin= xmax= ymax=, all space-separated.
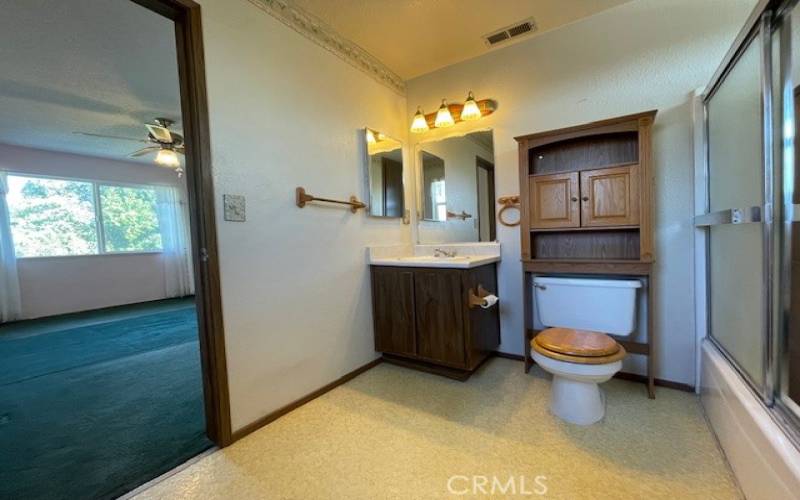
xmin=6 ymin=174 xmax=164 ymax=257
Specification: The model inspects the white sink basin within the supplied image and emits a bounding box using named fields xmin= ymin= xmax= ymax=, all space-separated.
xmin=371 ymin=254 xmax=500 ymax=269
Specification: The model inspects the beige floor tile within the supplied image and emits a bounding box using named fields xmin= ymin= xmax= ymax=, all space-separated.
xmin=135 ymin=358 xmax=741 ymax=499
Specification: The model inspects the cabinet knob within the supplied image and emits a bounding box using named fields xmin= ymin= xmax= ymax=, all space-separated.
xmin=570 ymin=197 xmax=578 ymax=202
xmin=582 ymin=196 xmax=589 ymax=202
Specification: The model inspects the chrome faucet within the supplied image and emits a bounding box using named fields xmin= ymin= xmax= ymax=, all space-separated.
xmin=434 ymin=248 xmax=457 ymax=258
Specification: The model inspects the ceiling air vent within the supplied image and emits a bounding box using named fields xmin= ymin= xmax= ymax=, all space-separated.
xmin=485 ymin=31 xmax=510 ymax=45
xmin=483 ymin=18 xmax=536 ymax=47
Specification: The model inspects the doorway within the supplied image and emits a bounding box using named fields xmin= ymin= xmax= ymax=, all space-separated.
xmin=476 ymin=156 xmax=496 ymax=241
xmin=0 ymin=1 xmax=228 ymax=498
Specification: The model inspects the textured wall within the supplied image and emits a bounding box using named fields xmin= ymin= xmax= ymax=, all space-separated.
xmin=406 ymin=0 xmax=756 ymax=385
xmin=198 ymin=0 xmax=410 ymax=430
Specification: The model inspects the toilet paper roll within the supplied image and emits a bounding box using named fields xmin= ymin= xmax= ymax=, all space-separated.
xmin=481 ymin=294 xmax=498 ymax=309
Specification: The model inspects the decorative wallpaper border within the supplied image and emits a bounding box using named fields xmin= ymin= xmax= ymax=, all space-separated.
xmin=247 ymin=0 xmax=407 ymax=96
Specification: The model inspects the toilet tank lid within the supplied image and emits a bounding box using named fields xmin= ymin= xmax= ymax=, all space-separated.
xmin=533 ymin=276 xmax=642 ymax=289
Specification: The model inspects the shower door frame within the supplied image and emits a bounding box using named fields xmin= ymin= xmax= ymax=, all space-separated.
xmin=699 ymin=4 xmax=774 ymax=402
xmin=697 ymin=0 xmax=800 ymax=447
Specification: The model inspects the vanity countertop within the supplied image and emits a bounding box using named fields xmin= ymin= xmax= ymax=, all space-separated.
xmin=368 ymin=243 xmax=501 ymax=269
xmin=370 ymin=254 xmax=500 ymax=269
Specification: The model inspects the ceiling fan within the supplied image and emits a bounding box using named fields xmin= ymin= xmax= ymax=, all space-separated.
xmin=75 ymin=118 xmax=185 ymax=176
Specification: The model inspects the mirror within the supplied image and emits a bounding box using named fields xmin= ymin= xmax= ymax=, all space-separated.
xmin=364 ymin=128 xmax=404 ymax=218
xmin=422 ymin=152 xmax=446 ymax=221
xmin=417 ymin=130 xmax=495 ymax=243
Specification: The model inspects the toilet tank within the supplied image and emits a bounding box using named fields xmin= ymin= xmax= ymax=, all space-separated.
xmin=533 ymin=276 xmax=642 ymax=336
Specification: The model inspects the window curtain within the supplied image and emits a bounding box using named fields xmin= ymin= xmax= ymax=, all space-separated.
xmin=0 ymin=172 xmax=22 ymax=322
xmin=156 ymin=185 xmax=195 ymax=298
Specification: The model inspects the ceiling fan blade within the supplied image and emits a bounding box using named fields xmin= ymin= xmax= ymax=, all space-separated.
xmin=146 ymin=123 xmax=173 ymax=143
xmin=74 ymin=131 xmax=149 ymax=143
xmin=175 ymin=145 xmax=185 ymax=154
xmin=128 ymin=146 xmax=161 ymax=158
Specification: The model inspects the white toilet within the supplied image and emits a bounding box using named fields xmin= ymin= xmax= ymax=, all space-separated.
xmin=531 ymin=276 xmax=642 ymax=425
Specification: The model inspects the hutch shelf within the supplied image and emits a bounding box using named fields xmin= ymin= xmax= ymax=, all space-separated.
xmin=515 ymin=110 xmax=657 ymax=398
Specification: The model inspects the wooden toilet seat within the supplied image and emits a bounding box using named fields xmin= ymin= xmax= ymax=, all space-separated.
xmin=532 ymin=328 xmax=626 ymax=365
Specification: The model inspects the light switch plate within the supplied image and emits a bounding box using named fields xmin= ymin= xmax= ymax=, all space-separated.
xmin=223 ymin=194 xmax=246 ymax=222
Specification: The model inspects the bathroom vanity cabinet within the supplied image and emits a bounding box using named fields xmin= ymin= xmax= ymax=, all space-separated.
xmin=370 ymin=263 xmax=500 ymax=380
xmin=516 ymin=110 xmax=657 ymax=397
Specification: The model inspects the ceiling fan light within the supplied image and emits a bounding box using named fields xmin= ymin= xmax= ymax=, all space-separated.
xmin=434 ymin=99 xmax=455 ymax=128
xmin=461 ymin=91 xmax=482 ymax=121
xmin=155 ymin=148 xmax=180 ymax=168
xmin=410 ymin=107 xmax=430 ymax=133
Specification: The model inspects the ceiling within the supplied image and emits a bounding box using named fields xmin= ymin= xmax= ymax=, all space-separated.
xmin=292 ymin=0 xmax=633 ymax=80
xmin=0 ymin=0 xmax=181 ymax=164
xmin=0 ymin=0 xmax=630 ymax=164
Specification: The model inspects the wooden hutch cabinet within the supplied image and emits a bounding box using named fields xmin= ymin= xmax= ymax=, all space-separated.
xmin=516 ymin=110 xmax=657 ymax=397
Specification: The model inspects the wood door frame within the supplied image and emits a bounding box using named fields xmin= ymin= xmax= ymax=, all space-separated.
xmin=130 ymin=0 xmax=232 ymax=446
xmin=381 ymin=156 xmax=403 ymax=217
xmin=475 ymin=156 xmax=496 ymax=241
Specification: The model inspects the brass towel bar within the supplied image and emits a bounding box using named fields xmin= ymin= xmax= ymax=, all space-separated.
xmin=447 ymin=210 xmax=473 ymax=220
xmin=296 ymin=187 xmax=366 ymax=213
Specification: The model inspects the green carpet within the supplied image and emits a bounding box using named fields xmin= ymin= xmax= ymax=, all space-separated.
xmin=0 ymin=302 xmax=212 ymax=500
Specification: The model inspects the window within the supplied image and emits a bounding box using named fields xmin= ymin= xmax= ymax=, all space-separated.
xmin=7 ymin=174 xmax=164 ymax=257
xmin=7 ymin=176 xmax=98 ymax=257
xmin=99 ymin=185 xmax=161 ymax=252
xmin=431 ymin=179 xmax=447 ymax=221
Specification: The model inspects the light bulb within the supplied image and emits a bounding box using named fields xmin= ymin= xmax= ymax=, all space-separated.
xmin=460 ymin=91 xmax=481 ymax=121
xmin=434 ymin=99 xmax=455 ymax=128
xmin=410 ymin=107 xmax=430 ymax=133
xmin=155 ymin=148 xmax=180 ymax=168
xmin=366 ymin=129 xmax=377 ymax=144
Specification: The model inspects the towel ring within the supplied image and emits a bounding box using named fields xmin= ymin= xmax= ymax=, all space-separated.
xmin=497 ymin=195 xmax=520 ymax=227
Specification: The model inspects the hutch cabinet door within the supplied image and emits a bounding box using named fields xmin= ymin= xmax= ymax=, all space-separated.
xmin=414 ymin=269 xmax=467 ymax=367
xmin=580 ymin=164 xmax=640 ymax=227
xmin=529 ymin=172 xmax=580 ymax=229
xmin=371 ymin=266 xmax=416 ymax=356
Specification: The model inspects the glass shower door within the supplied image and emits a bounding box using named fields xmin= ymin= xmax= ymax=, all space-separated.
xmin=701 ymin=23 xmax=770 ymax=393
xmin=779 ymin=4 xmax=800 ymax=417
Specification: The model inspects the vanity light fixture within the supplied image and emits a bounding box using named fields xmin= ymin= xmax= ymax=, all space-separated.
xmin=460 ymin=91 xmax=482 ymax=121
xmin=410 ymin=93 xmax=496 ymax=133
xmin=410 ymin=106 xmax=430 ymax=133
xmin=434 ymin=99 xmax=455 ymax=128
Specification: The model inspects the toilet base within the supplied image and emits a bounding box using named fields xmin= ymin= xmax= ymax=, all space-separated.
xmin=550 ymin=375 xmax=606 ymax=425
xmin=531 ymin=350 xmax=620 ymax=426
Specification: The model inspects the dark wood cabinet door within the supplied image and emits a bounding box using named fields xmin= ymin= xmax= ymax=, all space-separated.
xmin=529 ymin=172 xmax=580 ymax=229
xmin=371 ymin=266 xmax=416 ymax=356
xmin=464 ymin=264 xmax=500 ymax=369
xmin=414 ymin=269 xmax=466 ymax=367
xmin=580 ymin=164 xmax=640 ymax=227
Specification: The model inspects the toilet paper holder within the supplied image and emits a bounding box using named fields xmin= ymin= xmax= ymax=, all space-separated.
xmin=468 ymin=285 xmax=499 ymax=309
